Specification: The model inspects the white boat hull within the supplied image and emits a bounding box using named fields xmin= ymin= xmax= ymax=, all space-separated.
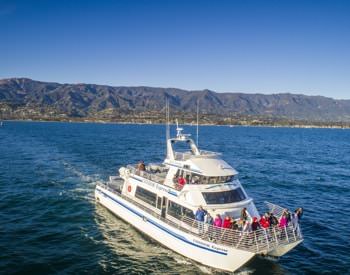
xmin=95 ymin=185 xmax=255 ymax=272
xmin=267 ymin=240 xmax=303 ymax=257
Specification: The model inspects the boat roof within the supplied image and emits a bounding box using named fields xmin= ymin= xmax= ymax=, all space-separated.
xmin=186 ymin=157 xmax=237 ymax=177
xmin=165 ymin=126 xmax=237 ymax=176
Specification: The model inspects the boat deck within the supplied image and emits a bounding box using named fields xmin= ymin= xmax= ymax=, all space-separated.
xmin=98 ymin=181 xmax=303 ymax=254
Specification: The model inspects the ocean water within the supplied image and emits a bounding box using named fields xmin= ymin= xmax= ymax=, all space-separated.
xmin=0 ymin=121 xmax=349 ymax=274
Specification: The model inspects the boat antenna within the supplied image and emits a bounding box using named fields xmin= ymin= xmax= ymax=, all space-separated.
xmin=196 ymin=99 xmax=199 ymax=147
xmin=165 ymin=98 xmax=170 ymax=158
xmin=166 ymin=98 xmax=170 ymax=141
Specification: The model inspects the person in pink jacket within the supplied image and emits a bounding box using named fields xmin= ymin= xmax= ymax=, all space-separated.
xmin=214 ymin=214 xmax=222 ymax=227
xmin=279 ymin=213 xmax=288 ymax=228
xmin=213 ymin=214 xmax=222 ymax=240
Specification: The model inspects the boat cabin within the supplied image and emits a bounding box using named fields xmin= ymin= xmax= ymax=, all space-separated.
xmin=113 ymin=126 xmax=259 ymax=224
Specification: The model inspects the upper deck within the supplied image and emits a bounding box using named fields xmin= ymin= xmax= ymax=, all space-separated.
xmin=121 ymin=124 xmax=249 ymax=214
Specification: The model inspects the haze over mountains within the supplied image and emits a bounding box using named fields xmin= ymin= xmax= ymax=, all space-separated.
xmin=1 ymin=78 xmax=350 ymax=124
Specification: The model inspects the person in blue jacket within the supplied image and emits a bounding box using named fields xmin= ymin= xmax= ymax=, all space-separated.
xmin=195 ymin=206 xmax=207 ymax=234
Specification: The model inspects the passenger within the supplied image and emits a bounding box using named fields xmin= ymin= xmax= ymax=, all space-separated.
xmin=205 ymin=213 xmax=214 ymax=240
xmin=195 ymin=206 xmax=207 ymax=222
xmin=259 ymin=215 xmax=270 ymax=229
xmin=195 ymin=206 xmax=207 ymax=234
xmin=292 ymin=208 xmax=303 ymax=236
xmin=240 ymin=207 xmax=249 ymax=221
xmin=213 ymin=214 xmax=222 ymax=240
xmin=237 ymin=218 xmax=245 ymax=231
xmin=236 ymin=220 xmax=250 ymax=247
xmin=214 ymin=214 xmax=222 ymax=227
xmin=205 ymin=212 xmax=213 ymax=225
xmin=137 ymin=160 xmax=146 ymax=171
xmin=223 ymin=216 xmax=232 ymax=229
xmin=231 ymin=219 xmax=239 ymax=230
xmin=269 ymin=213 xmax=279 ymax=227
xmin=264 ymin=212 xmax=270 ymax=220
xmin=291 ymin=209 xmax=299 ymax=230
xmin=284 ymin=209 xmax=292 ymax=223
xmin=242 ymin=220 xmax=251 ymax=234
xmin=177 ymin=176 xmax=186 ymax=186
xmin=279 ymin=212 xmax=288 ymax=228
xmin=192 ymin=175 xmax=200 ymax=184
xmin=295 ymin=207 xmax=303 ymax=220
xmin=221 ymin=216 xmax=232 ymax=242
xmin=251 ymin=217 xmax=261 ymax=231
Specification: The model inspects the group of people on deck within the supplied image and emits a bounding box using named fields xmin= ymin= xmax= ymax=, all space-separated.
xmin=195 ymin=206 xmax=303 ymax=235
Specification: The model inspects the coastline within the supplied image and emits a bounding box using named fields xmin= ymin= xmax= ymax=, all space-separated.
xmin=2 ymin=118 xmax=350 ymax=129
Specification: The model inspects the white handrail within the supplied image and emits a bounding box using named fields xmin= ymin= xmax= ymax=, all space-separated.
xmin=127 ymin=165 xmax=166 ymax=185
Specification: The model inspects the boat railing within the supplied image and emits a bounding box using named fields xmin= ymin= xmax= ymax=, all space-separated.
xmin=170 ymin=214 xmax=302 ymax=253
xmin=127 ymin=165 xmax=166 ymax=185
xmin=265 ymin=201 xmax=288 ymax=218
xmin=98 ymin=182 xmax=303 ymax=254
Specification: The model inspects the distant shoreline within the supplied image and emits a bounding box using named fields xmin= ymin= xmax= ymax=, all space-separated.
xmin=2 ymin=118 xmax=350 ymax=129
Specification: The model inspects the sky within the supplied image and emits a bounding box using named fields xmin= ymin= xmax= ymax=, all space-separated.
xmin=0 ymin=0 xmax=349 ymax=99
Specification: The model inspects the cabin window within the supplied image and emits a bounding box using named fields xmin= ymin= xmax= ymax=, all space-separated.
xmin=156 ymin=197 xmax=162 ymax=209
xmin=193 ymin=175 xmax=234 ymax=184
xmin=202 ymin=188 xmax=246 ymax=204
xmin=174 ymin=170 xmax=235 ymax=185
xmin=219 ymin=175 xmax=235 ymax=183
xmin=182 ymin=207 xmax=195 ymax=219
xmin=167 ymin=201 xmax=182 ymax=219
xmin=135 ymin=186 xmax=157 ymax=207
xmin=167 ymin=200 xmax=194 ymax=220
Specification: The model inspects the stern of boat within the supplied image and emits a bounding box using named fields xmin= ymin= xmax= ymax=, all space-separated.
xmin=262 ymin=201 xmax=304 ymax=257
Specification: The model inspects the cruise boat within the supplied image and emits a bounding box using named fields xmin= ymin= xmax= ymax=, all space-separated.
xmin=95 ymin=124 xmax=303 ymax=272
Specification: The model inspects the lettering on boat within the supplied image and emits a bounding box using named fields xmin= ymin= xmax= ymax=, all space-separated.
xmin=192 ymin=239 xmax=228 ymax=253
xmin=135 ymin=175 xmax=178 ymax=196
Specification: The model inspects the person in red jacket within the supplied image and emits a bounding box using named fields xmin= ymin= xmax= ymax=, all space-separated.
xmin=223 ymin=216 xmax=232 ymax=229
xmin=178 ymin=176 xmax=186 ymax=186
xmin=259 ymin=214 xmax=270 ymax=229
xmin=176 ymin=176 xmax=186 ymax=190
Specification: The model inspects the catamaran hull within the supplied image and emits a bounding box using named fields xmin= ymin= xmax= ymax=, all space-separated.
xmin=95 ymin=186 xmax=255 ymax=272
xmin=267 ymin=240 xmax=303 ymax=257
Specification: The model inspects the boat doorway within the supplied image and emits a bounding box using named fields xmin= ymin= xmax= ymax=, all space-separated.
xmin=161 ymin=197 xmax=168 ymax=218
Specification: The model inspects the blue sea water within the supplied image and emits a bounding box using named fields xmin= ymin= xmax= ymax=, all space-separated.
xmin=0 ymin=121 xmax=349 ymax=274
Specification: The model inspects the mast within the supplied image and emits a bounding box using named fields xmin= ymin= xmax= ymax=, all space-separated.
xmin=165 ymin=98 xmax=171 ymax=159
xmin=196 ymin=99 xmax=199 ymax=147
xmin=166 ymin=98 xmax=170 ymax=141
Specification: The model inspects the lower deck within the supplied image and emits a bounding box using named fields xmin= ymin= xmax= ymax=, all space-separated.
xmin=97 ymin=180 xmax=303 ymax=255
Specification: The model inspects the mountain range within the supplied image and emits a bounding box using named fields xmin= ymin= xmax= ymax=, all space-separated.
xmin=1 ymin=78 xmax=350 ymax=124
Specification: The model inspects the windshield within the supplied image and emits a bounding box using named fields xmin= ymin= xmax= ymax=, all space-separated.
xmin=202 ymin=188 xmax=246 ymax=204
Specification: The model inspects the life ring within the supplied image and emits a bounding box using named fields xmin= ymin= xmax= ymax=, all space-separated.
xmin=127 ymin=185 xmax=132 ymax=192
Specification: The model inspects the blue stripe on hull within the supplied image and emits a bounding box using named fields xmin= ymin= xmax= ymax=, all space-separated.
xmin=96 ymin=188 xmax=228 ymax=256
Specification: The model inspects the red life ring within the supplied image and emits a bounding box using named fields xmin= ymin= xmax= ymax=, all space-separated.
xmin=127 ymin=185 xmax=132 ymax=192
